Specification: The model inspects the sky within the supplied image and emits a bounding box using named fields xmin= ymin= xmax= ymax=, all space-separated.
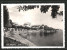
xmin=4 ymin=4 xmax=64 ymax=29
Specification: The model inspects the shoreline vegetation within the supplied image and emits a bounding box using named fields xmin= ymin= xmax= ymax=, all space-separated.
xmin=4 ymin=26 xmax=60 ymax=46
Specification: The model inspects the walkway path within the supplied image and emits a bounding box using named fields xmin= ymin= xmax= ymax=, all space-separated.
xmin=7 ymin=34 xmax=36 ymax=46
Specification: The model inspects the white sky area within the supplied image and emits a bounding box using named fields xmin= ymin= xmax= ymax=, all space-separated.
xmin=5 ymin=4 xmax=64 ymax=29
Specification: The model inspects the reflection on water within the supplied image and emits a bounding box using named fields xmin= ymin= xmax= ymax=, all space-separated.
xmin=27 ymin=30 xmax=63 ymax=46
xmin=40 ymin=32 xmax=43 ymax=37
xmin=39 ymin=30 xmax=54 ymax=37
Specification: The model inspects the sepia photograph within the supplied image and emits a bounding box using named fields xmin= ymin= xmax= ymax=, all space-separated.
xmin=1 ymin=3 xmax=65 ymax=48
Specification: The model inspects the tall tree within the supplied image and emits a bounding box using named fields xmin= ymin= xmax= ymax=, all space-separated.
xmin=51 ymin=5 xmax=60 ymax=18
xmin=3 ymin=6 xmax=9 ymax=27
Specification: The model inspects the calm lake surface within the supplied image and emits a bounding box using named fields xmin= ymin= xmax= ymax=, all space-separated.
xmin=26 ymin=30 xmax=63 ymax=46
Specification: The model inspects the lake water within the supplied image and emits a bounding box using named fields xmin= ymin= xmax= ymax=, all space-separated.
xmin=26 ymin=30 xmax=63 ymax=46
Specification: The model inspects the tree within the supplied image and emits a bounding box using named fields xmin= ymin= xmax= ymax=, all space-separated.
xmin=17 ymin=6 xmax=22 ymax=12
xmin=58 ymin=11 xmax=63 ymax=16
xmin=40 ymin=5 xmax=51 ymax=13
xmin=51 ymin=5 xmax=60 ymax=18
xmin=17 ymin=5 xmax=39 ymax=12
xmin=17 ymin=5 xmax=62 ymax=19
xmin=3 ymin=6 xmax=9 ymax=27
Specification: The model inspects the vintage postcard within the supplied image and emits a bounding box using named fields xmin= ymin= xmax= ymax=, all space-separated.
xmin=1 ymin=3 xmax=65 ymax=48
